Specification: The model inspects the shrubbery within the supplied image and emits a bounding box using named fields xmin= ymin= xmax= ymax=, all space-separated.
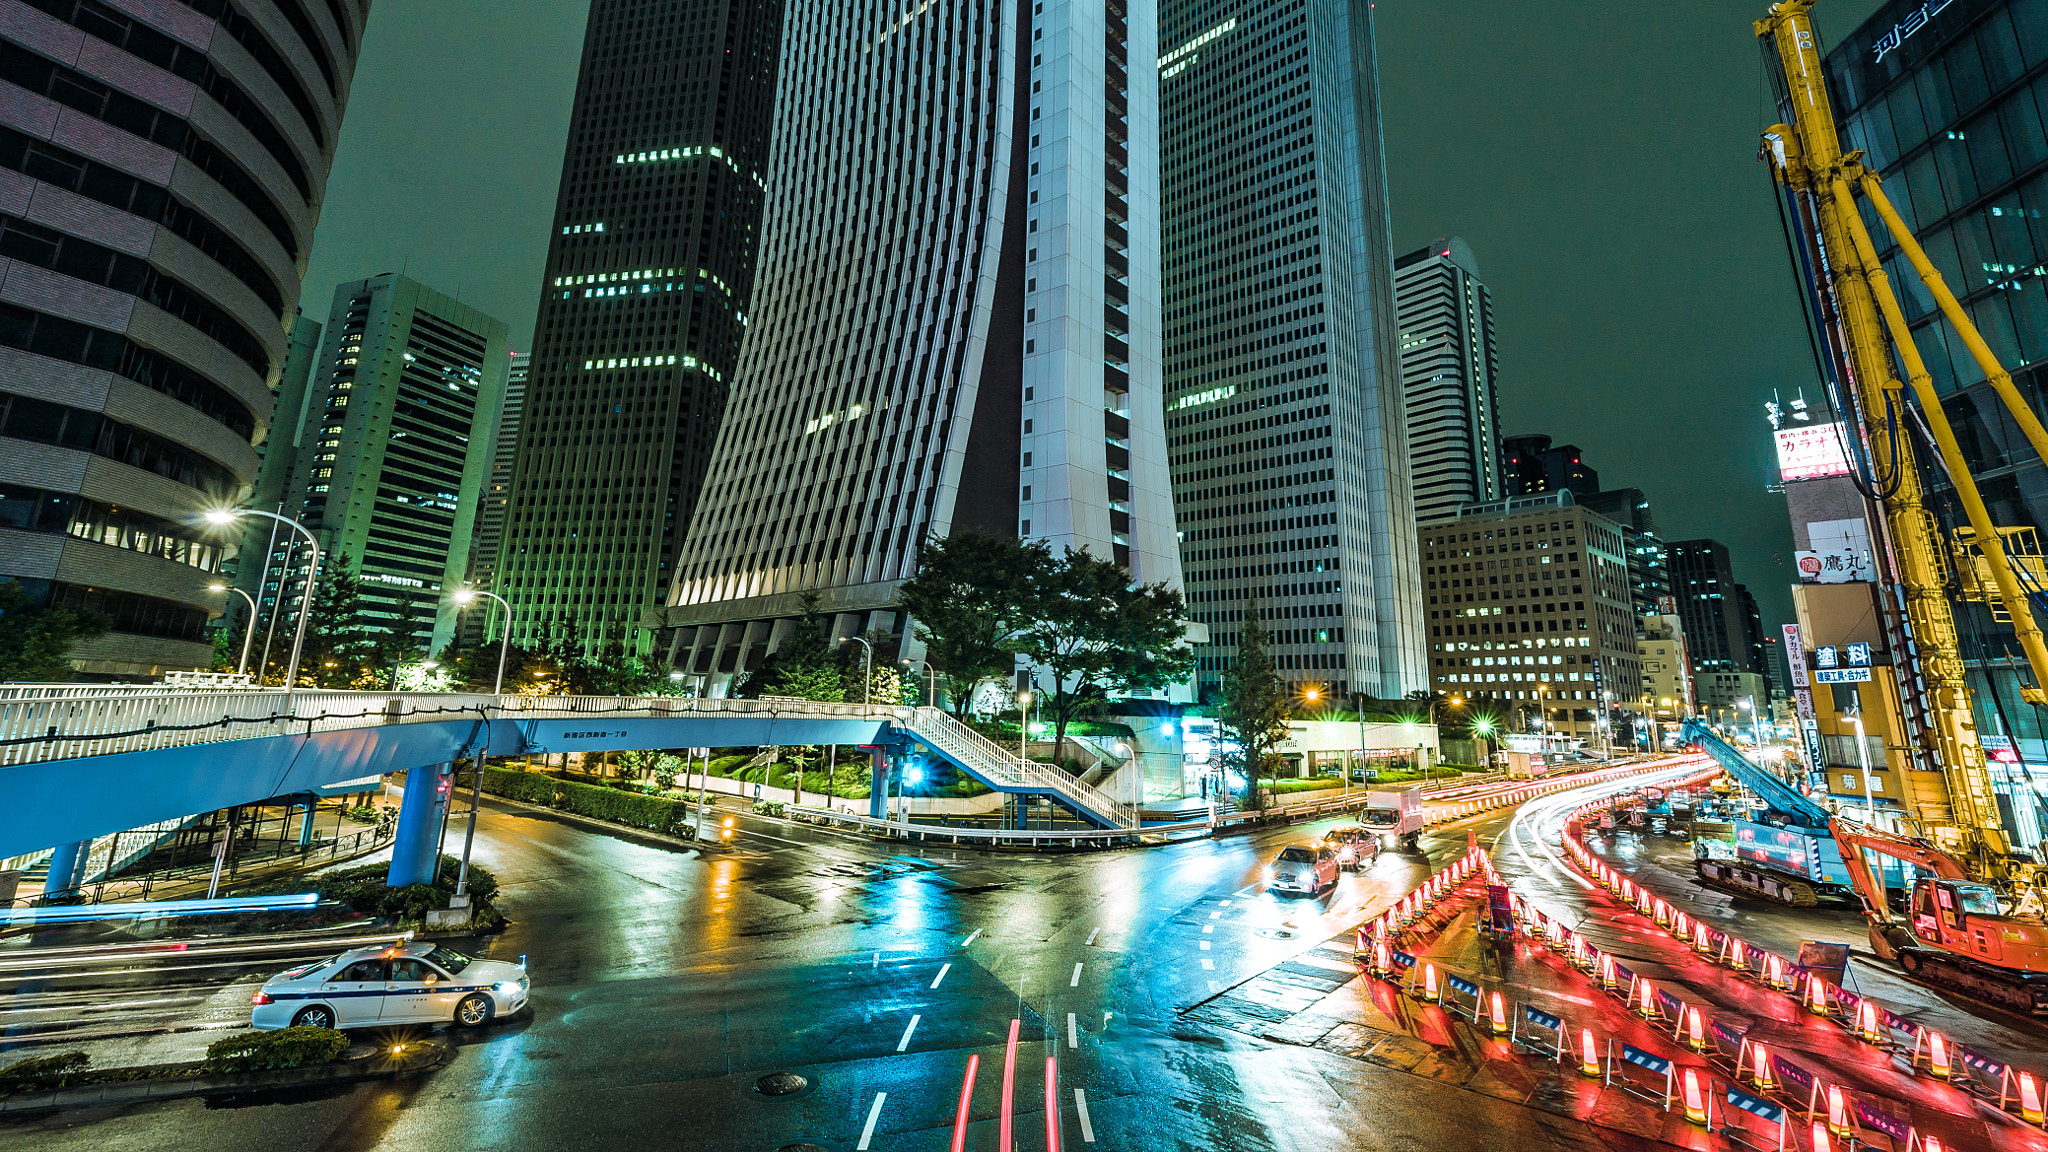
xmin=204 ymin=1026 xmax=349 ymax=1072
xmin=236 ymin=854 xmax=498 ymax=919
xmin=481 ymin=767 xmax=698 ymax=837
xmin=0 ymin=1051 xmax=89 ymax=1090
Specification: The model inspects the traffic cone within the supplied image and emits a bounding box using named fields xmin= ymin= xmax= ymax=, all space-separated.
xmin=1693 ymin=925 xmax=1715 ymax=955
xmin=1765 ymin=954 xmax=1789 ymax=990
xmin=1811 ymin=1121 xmax=1832 ymax=1152
xmin=1751 ymin=1042 xmax=1775 ymax=1091
xmin=1421 ymin=963 xmax=1440 ymax=1003
xmin=1854 ymin=1000 xmax=1882 ymax=1044
xmin=1827 ymin=1086 xmax=1852 ymax=1139
xmin=1725 ymin=935 xmax=1750 ymax=972
xmin=1925 ymin=1137 xmax=1946 ymax=1152
xmin=1570 ymin=935 xmax=1590 ymax=970
xmin=1686 ymin=1007 xmax=1707 ymax=1051
xmin=1489 ymin=992 xmax=1508 ymax=1037
xmin=1372 ymin=936 xmax=1391 ymax=978
xmin=1927 ymin=1030 xmax=1952 ymax=1080
xmin=1806 ymin=977 xmax=1830 ymax=1016
xmin=1580 ymin=1029 xmax=1601 ymax=1078
xmin=1684 ymin=1069 xmax=1709 ymax=1125
xmin=1653 ymin=899 xmax=1671 ymax=928
xmin=2019 ymin=1070 xmax=2044 ymax=1125
xmin=1598 ymin=953 xmax=1618 ymax=990
xmin=1635 ymin=977 xmax=1657 ymax=1019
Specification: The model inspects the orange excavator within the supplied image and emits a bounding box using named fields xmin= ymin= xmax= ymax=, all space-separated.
xmin=1834 ymin=818 xmax=2048 ymax=1015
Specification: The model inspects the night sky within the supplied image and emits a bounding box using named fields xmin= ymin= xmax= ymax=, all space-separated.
xmin=298 ymin=0 xmax=1895 ymax=654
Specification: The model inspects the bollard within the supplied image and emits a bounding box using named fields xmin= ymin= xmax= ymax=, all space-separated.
xmin=1684 ymin=1069 xmax=1709 ymax=1125
xmin=1579 ymin=1028 xmax=1602 ymax=1078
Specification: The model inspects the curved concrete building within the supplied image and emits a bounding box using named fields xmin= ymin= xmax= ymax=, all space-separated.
xmin=0 ymin=0 xmax=366 ymax=677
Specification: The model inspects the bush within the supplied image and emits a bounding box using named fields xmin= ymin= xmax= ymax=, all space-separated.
xmin=204 ymin=1026 xmax=348 ymax=1073
xmin=707 ymin=755 xmax=751 ymax=777
xmin=482 ymin=767 xmax=698 ymax=837
xmin=0 ymin=1051 xmax=88 ymax=1089
xmin=753 ymin=800 xmax=786 ymax=817
xmin=236 ymin=854 xmax=496 ymax=915
xmin=381 ymin=883 xmax=445 ymax=920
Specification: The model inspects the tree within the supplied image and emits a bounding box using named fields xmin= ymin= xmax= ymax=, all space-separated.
xmin=0 ymin=580 xmax=108 ymax=682
xmin=1219 ymin=599 xmax=1291 ymax=810
xmin=298 ymin=553 xmax=371 ymax=688
xmin=734 ymin=592 xmax=848 ymax=702
xmin=1005 ymin=548 xmax=1195 ymax=753
xmin=894 ymin=533 xmax=1051 ymax=716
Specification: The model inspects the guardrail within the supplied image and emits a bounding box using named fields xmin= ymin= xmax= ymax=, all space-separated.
xmin=784 ymin=805 xmax=1169 ymax=848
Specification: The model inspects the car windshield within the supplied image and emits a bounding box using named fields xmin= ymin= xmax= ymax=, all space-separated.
xmin=1362 ymin=810 xmax=1397 ymax=826
xmin=1955 ymin=885 xmax=2002 ymax=915
xmin=288 ymin=953 xmax=346 ymax=980
xmin=424 ymin=945 xmax=476 ymax=974
xmin=1278 ymin=847 xmax=1316 ymax=862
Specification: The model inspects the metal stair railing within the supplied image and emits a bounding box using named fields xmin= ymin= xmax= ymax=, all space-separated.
xmin=900 ymin=708 xmax=1137 ymax=829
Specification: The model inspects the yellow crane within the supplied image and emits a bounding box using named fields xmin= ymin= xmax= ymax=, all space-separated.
xmin=1755 ymin=1 xmax=2047 ymax=885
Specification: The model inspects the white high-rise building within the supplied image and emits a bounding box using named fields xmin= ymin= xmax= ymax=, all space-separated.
xmin=1396 ymin=236 xmax=1500 ymax=525
xmin=1159 ymin=0 xmax=1425 ymax=701
xmin=653 ymin=0 xmax=1178 ymax=691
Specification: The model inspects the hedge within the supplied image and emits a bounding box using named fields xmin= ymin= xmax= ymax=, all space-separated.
xmin=0 ymin=1051 xmax=89 ymax=1089
xmin=482 ymin=767 xmax=696 ymax=836
xmin=204 ymin=1026 xmax=348 ymax=1072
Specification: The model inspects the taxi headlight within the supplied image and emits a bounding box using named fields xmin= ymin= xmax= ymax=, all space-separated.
xmin=495 ymin=981 xmax=520 ymax=994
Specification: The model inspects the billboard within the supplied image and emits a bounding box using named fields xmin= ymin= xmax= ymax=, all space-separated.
xmin=1775 ymin=422 xmax=1853 ymax=481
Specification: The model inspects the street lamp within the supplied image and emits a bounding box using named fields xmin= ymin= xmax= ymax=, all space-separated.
xmin=1845 ymin=707 xmax=1877 ymax=824
xmin=451 ymin=587 xmax=512 ymax=694
xmin=206 ymin=583 xmax=256 ymax=677
xmin=1016 ymin=691 xmax=1033 ymax=763
xmin=841 ymin=635 xmax=874 ymax=706
xmin=204 ymin=509 xmax=319 ymax=697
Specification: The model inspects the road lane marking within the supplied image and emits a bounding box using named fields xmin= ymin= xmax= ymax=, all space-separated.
xmin=962 ymin=929 xmax=982 ymax=946
xmin=1084 ymin=927 xmax=1101 ymax=946
xmin=1075 ymin=1088 xmax=1096 ymax=1143
xmin=858 ymin=1092 xmax=887 ymax=1150
xmin=1201 ymin=958 xmax=1215 ymax=970
xmin=1199 ymin=940 xmax=1210 ymax=951
xmin=932 ymin=963 xmax=952 ymax=989
xmin=1202 ymin=924 xmax=1214 ymax=934
xmin=1218 ymin=899 xmax=1232 ymax=906
xmin=1067 ymin=1012 xmax=1078 ymax=1049
xmin=1206 ymin=979 xmax=1221 ymax=993
xmin=897 ymin=1014 xmax=921 ymax=1052
xmin=1070 ymin=962 xmax=1084 ymax=987
xmin=873 ymin=952 xmax=880 ymax=968
xmin=1208 ymin=911 xmax=1222 ymax=920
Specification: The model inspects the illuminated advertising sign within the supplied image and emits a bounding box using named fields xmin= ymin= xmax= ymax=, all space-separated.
xmin=1774 ymin=422 xmax=1852 ymax=482
xmin=1735 ymin=824 xmax=1822 ymax=880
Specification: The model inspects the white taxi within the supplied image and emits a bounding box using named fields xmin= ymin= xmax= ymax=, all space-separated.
xmin=1266 ymin=841 xmax=1340 ymax=895
xmin=251 ymin=942 xmax=528 ymax=1031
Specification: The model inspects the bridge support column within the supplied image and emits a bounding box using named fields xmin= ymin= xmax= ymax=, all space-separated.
xmin=388 ymin=765 xmax=451 ymax=888
xmin=868 ymin=749 xmax=889 ymax=820
xmin=44 ymin=839 xmax=88 ymax=894
xmin=297 ymin=797 xmax=316 ymax=847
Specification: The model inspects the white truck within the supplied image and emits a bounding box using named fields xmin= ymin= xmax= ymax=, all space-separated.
xmin=1361 ymin=786 xmax=1423 ymax=851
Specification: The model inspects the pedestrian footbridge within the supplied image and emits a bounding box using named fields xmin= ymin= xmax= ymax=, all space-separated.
xmin=0 ymin=688 xmax=1137 ymax=888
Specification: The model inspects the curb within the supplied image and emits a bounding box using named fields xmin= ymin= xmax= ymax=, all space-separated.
xmin=0 ymin=1040 xmax=452 ymax=1114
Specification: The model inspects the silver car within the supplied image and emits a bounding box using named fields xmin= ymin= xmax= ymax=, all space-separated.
xmin=1267 ymin=842 xmax=1339 ymax=895
xmin=250 ymin=941 xmax=528 ymax=1031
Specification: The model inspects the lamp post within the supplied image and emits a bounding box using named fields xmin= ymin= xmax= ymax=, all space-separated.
xmin=204 ymin=509 xmax=319 ymax=697
xmin=842 ymin=635 xmax=874 ymax=706
xmin=1743 ymin=695 xmax=1766 ymax=755
xmin=207 ymin=583 xmax=257 ymax=677
xmin=452 ymin=587 xmax=512 ymax=694
xmin=1017 ymin=691 xmax=1033 ymax=763
xmin=1846 ymin=708 xmax=1877 ymax=824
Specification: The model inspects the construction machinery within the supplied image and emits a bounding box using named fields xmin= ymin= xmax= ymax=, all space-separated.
xmin=1755 ymin=3 xmax=2048 ymax=894
xmin=1682 ymin=719 xmax=1857 ymax=907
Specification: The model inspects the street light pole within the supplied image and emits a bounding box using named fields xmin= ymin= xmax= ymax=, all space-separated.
xmin=207 ymin=584 xmax=257 ymax=677
xmin=452 ymin=588 xmax=512 ymax=694
xmin=1848 ymin=708 xmax=1876 ymax=823
xmin=205 ymin=510 xmax=319 ymax=699
xmin=843 ymin=636 xmax=874 ymax=706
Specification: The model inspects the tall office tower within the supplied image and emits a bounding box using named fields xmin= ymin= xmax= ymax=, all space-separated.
xmin=1158 ymin=0 xmax=1424 ymax=701
xmin=266 ymin=275 xmax=509 ymax=654
xmin=496 ymin=0 xmax=784 ymax=661
xmin=1501 ymin=433 xmax=1599 ymax=498
xmin=1577 ymin=487 xmax=1670 ymax=615
xmin=232 ymin=310 xmax=320 ymax=648
xmin=654 ymin=0 xmax=1180 ymax=692
xmin=1668 ymin=538 xmax=1765 ymax=711
xmin=0 ymin=0 xmax=366 ymax=678
xmin=459 ymin=351 xmax=527 ymax=646
xmin=1395 ymin=236 xmax=1499 ymax=524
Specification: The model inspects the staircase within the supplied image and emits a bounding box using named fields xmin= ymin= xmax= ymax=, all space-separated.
xmin=900 ymin=708 xmax=1137 ymax=829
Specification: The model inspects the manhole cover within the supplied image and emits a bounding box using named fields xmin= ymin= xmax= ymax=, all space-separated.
xmin=756 ymin=1072 xmax=809 ymax=1097
xmin=1255 ymin=928 xmax=1295 ymax=940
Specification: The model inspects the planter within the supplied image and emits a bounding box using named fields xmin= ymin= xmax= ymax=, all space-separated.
xmin=0 ymin=1039 xmax=451 ymax=1115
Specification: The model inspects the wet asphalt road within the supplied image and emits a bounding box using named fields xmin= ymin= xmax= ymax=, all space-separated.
xmin=5 ymin=764 xmax=2029 ymax=1151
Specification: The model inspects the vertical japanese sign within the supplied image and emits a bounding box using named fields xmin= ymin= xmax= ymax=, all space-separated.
xmin=1783 ymin=624 xmax=1825 ymax=771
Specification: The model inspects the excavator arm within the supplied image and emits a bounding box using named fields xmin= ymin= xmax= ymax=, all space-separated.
xmin=1678 ymin=718 xmax=1831 ymax=831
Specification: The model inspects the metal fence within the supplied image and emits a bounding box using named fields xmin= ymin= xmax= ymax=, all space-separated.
xmin=10 ymin=819 xmax=394 ymax=910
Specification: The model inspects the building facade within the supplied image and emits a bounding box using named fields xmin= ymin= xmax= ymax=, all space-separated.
xmin=496 ymin=0 xmax=784 ymax=662
xmin=1578 ymin=487 xmax=1671 ymax=615
xmin=0 ymin=0 xmax=367 ymax=677
xmin=1636 ymin=609 xmax=1695 ymax=739
xmin=653 ymin=0 xmax=1181 ymax=692
xmin=459 ymin=350 xmax=527 ymax=646
xmin=1395 ymin=236 xmax=1499 ymax=524
xmin=1667 ymin=538 xmax=1761 ymax=685
xmin=1422 ymin=491 xmax=1641 ymax=745
xmin=265 ymin=275 xmax=509 ymax=654
xmin=1159 ymin=0 xmax=1425 ymax=701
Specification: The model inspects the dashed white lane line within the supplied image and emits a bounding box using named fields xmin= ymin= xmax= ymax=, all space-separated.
xmin=872 ymin=951 xmax=880 ymax=968
xmin=1206 ymin=979 xmax=1221 ymax=993
xmin=1084 ymin=927 xmax=1101 ymax=946
xmin=896 ymin=1014 xmax=921 ymax=1052
xmin=1199 ymin=941 xmax=1211 ymax=951
xmin=1075 ymin=1088 xmax=1096 ymax=1143
xmin=1067 ymin=1012 xmax=1078 ymax=1049
xmin=1070 ymin=962 xmax=1084 ymax=987
xmin=962 ymin=928 xmax=982 ymax=946
xmin=858 ymin=1092 xmax=887 ymax=1150
xmin=1208 ymin=911 xmax=1222 ymax=920
xmin=1201 ymin=958 xmax=1215 ymax=970
xmin=931 ymin=963 xmax=952 ymax=989
xmin=1202 ymin=924 xmax=1214 ymax=934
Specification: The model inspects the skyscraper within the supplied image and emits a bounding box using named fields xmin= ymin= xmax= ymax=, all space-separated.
xmin=260 ymin=275 xmax=509 ymax=654
xmin=653 ymin=0 xmax=1179 ymax=690
xmin=1501 ymin=433 xmax=1599 ymax=498
xmin=1158 ymin=0 xmax=1425 ymax=701
xmin=1668 ymin=537 xmax=1767 ymax=710
xmin=0 ymin=0 xmax=367 ymax=678
xmin=460 ymin=351 xmax=527 ymax=646
xmin=1576 ymin=487 xmax=1671 ymax=615
xmin=1395 ymin=236 xmax=1499 ymax=524
xmin=497 ymin=0 xmax=784 ymax=660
